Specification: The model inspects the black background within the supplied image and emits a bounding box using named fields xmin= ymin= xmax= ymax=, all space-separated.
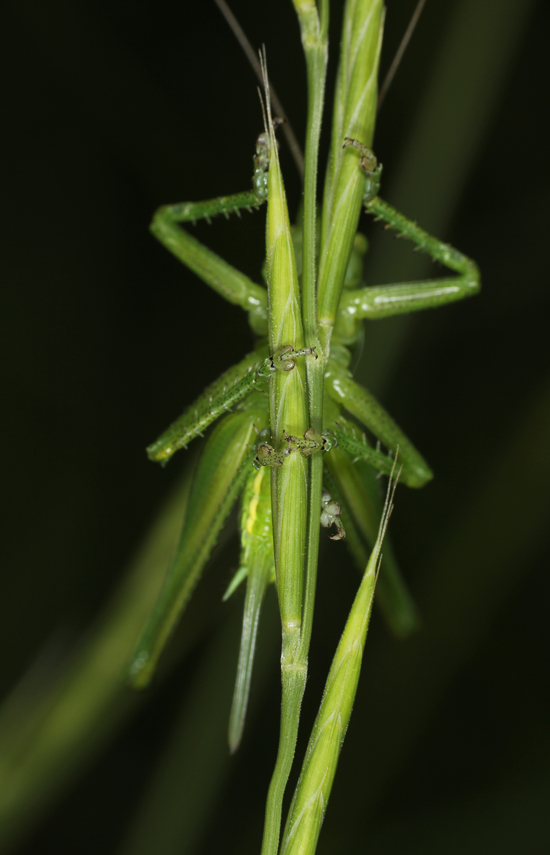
xmin=2 ymin=1 xmax=550 ymax=853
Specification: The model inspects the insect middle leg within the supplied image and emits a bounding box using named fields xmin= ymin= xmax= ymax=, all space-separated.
xmin=148 ymin=346 xmax=316 ymax=464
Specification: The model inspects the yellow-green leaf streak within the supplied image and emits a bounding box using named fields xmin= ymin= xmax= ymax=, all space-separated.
xmin=128 ymin=410 xmax=266 ymax=688
xmin=261 ymin=110 xmax=309 ymax=855
xmin=228 ymin=466 xmax=275 ymax=753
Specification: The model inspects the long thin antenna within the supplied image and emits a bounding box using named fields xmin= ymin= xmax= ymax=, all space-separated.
xmin=214 ymin=0 xmax=305 ymax=179
xmin=258 ymin=46 xmax=272 ymax=133
xmin=257 ymin=86 xmax=269 ymax=144
xmin=378 ymin=0 xmax=427 ymax=111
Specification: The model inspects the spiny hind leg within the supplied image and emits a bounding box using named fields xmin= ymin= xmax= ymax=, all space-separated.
xmin=324 ymin=362 xmax=432 ymax=489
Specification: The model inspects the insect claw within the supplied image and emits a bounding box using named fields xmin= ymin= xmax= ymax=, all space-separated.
xmin=320 ymin=430 xmax=338 ymax=452
xmin=320 ymin=490 xmax=346 ymax=541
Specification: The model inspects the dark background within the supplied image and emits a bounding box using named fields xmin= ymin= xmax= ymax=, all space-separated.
xmin=2 ymin=0 xmax=550 ymax=853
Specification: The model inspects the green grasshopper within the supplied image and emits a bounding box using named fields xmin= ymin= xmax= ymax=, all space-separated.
xmin=128 ymin=1 xmax=479 ymax=852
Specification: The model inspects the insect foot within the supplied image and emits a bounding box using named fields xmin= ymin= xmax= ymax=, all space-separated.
xmin=320 ymin=490 xmax=346 ymax=541
xmin=253 ymin=442 xmax=293 ymax=471
xmin=319 ymin=430 xmax=338 ymax=453
xmin=282 ymin=429 xmax=339 ymax=457
xmin=343 ymin=137 xmax=383 ymax=204
xmin=261 ymin=345 xmax=317 ymax=375
xmin=282 ymin=428 xmax=322 ymax=456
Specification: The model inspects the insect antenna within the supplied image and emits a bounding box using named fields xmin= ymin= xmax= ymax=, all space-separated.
xmin=258 ymin=47 xmax=272 ymax=129
xmin=376 ymin=452 xmax=401 ymax=555
xmin=255 ymin=47 xmax=274 ymax=166
xmin=378 ymin=0 xmax=427 ymax=111
xmin=214 ymin=0 xmax=304 ymax=179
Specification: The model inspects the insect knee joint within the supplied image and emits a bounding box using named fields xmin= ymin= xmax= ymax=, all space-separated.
xmin=343 ymin=137 xmax=383 ymax=204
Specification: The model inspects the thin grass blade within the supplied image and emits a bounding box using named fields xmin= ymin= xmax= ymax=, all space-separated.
xmin=280 ymin=472 xmax=397 ymax=855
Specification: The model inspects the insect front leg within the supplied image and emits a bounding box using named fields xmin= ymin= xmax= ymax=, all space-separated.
xmin=336 ymin=139 xmax=480 ymax=323
xmin=149 ymin=129 xmax=279 ymax=334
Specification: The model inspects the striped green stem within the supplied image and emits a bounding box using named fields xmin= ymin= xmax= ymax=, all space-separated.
xmin=260 ymin=74 xmax=310 ymax=855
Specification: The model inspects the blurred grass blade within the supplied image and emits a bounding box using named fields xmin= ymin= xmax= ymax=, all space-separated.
xmin=0 ymin=471 xmax=194 ymax=852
